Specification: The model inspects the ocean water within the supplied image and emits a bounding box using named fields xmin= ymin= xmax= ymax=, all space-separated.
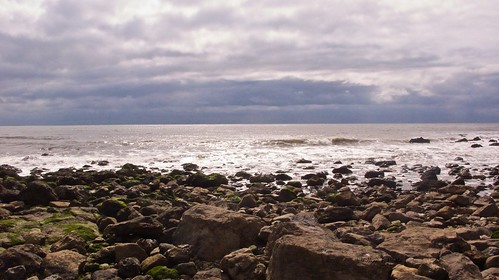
xmin=0 ymin=124 xmax=498 ymax=189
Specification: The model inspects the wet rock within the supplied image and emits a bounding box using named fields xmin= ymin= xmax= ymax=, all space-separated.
xmin=410 ymin=137 xmax=430 ymax=143
xmin=0 ymin=185 xmax=20 ymax=203
xmin=277 ymin=187 xmax=297 ymax=202
xmin=42 ymin=250 xmax=86 ymax=279
xmin=331 ymin=187 xmax=361 ymax=206
xmin=367 ymin=178 xmax=397 ymax=188
xmin=220 ymin=248 xmax=266 ymax=280
xmin=375 ymin=160 xmax=397 ymax=167
xmin=249 ymin=173 xmax=275 ymax=183
xmin=274 ymin=173 xmax=292 ymax=181
xmin=186 ymin=172 xmax=228 ymax=188
xmin=365 ymin=170 xmax=384 ymax=178
xmin=332 ymin=166 xmax=353 ymax=175
xmin=471 ymin=144 xmax=483 ymax=148
xmin=182 ymin=163 xmax=199 ymax=172
xmin=485 ymin=255 xmax=499 ymax=269
xmin=19 ymin=181 xmax=58 ymax=206
xmin=173 ymin=204 xmax=265 ymax=261
xmin=440 ymin=252 xmax=484 ymax=280
xmin=4 ymin=265 xmax=27 ymax=280
xmin=164 ymin=246 xmax=190 ymax=265
xmin=176 ymin=261 xmax=197 ymax=276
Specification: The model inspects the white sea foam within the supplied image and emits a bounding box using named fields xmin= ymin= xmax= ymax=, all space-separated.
xmin=0 ymin=124 xmax=497 ymax=189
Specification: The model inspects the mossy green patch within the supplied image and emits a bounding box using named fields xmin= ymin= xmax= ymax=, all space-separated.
xmin=5 ymin=233 xmax=24 ymax=246
xmin=63 ymin=224 xmax=98 ymax=241
xmin=0 ymin=219 xmax=18 ymax=230
xmin=42 ymin=209 xmax=75 ymax=224
xmin=492 ymin=230 xmax=499 ymax=239
xmin=147 ymin=266 xmax=180 ymax=280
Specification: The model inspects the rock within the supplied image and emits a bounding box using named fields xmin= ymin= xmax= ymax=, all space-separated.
xmin=316 ymin=206 xmax=355 ymax=223
xmin=277 ymin=187 xmax=297 ymax=202
xmin=391 ymin=264 xmax=431 ymax=280
xmin=50 ymin=232 xmax=87 ymax=254
xmin=114 ymin=243 xmax=148 ymax=263
xmin=472 ymin=203 xmax=499 ymax=217
xmin=410 ymin=137 xmax=430 ymax=143
xmin=186 ymin=172 xmax=228 ymax=188
xmin=485 ymin=255 xmax=499 ymax=269
xmin=98 ymin=199 xmax=126 ymax=217
xmin=0 ymin=245 xmax=44 ymax=275
xmin=220 ymin=248 xmax=266 ymax=280
xmin=306 ymin=175 xmax=325 ymax=186
xmin=4 ymin=265 xmax=27 ymax=280
xmin=440 ymin=252 xmax=484 ymax=280
xmin=91 ymin=268 xmax=119 ymax=280
xmin=267 ymin=233 xmax=392 ymax=280
xmin=367 ymin=178 xmax=397 ymax=188
xmin=103 ymin=216 xmax=164 ymax=240
xmin=421 ymin=167 xmax=440 ymax=181
xmin=182 ymin=163 xmax=199 ymax=171
xmin=249 ymin=173 xmax=275 ymax=183
xmin=193 ymin=268 xmax=222 ymax=280
xmin=413 ymin=180 xmax=447 ymax=192
xmin=176 ymin=262 xmax=197 ymax=276
xmin=0 ymin=185 xmax=20 ymax=203
xmin=372 ymin=214 xmax=390 ymax=230
xmin=332 ymin=166 xmax=353 ymax=174
xmin=377 ymin=227 xmax=461 ymax=262
xmin=118 ymin=257 xmax=141 ymax=278
xmin=19 ymin=181 xmax=58 ymax=206
xmin=42 ymin=250 xmax=86 ymax=279
xmin=275 ymin=173 xmax=292 ymax=181
xmin=417 ymin=262 xmax=448 ymax=280
xmin=140 ymin=254 xmax=169 ymax=273
xmin=375 ymin=160 xmax=397 ymax=167
xmin=146 ymin=266 xmax=180 ymax=280
xmin=482 ymin=267 xmax=499 ymax=280
xmin=238 ymin=194 xmax=257 ymax=208
xmin=165 ymin=246 xmax=190 ymax=265
xmin=333 ymin=187 xmax=361 ymax=206
xmin=471 ymin=144 xmax=483 ymax=148
xmin=365 ymin=170 xmax=384 ymax=178
xmin=173 ymin=204 xmax=265 ymax=261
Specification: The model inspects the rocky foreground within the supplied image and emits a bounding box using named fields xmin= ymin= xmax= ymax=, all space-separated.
xmin=0 ymin=161 xmax=498 ymax=280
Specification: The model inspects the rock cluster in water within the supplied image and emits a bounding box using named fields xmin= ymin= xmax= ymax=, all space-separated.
xmin=0 ymin=159 xmax=498 ymax=280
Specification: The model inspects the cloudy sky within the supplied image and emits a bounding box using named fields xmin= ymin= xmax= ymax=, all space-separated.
xmin=1 ymin=0 xmax=498 ymax=124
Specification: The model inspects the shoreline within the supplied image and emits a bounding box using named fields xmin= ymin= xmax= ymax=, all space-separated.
xmin=1 ymin=161 xmax=498 ymax=279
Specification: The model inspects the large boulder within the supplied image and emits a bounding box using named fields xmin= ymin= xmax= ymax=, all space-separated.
xmin=266 ymin=234 xmax=392 ymax=280
xmin=18 ymin=181 xmax=58 ymax=206
xmin=440 ymin=252 xmax=484 ymax=280
xmin=0 ymin=244 xmax=45 ymax=275
xmin=173 ymin=204 xmax=265 ymax=261
xmin=220 ymin=248 xmax=266 ymax=280
xmin=377 ymin=226 xmax=465 ymax=262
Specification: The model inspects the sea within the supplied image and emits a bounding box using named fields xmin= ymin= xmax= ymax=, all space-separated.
xmin=0 ymin=124 xmax=498 ymax=190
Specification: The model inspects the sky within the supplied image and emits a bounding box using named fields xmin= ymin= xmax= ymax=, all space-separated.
xmin=0 ymin=0 xmax=498 ymax=125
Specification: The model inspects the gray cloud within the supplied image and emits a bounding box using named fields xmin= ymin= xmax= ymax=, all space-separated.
xmin=0 ymin=0 xmax=498 ymax=124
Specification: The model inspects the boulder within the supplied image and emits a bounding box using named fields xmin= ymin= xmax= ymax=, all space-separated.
xmin=220 ymin=248 xmax=266 ymax=280
xmin=173 ymin=204 xmax=265 ymax=261
xmin=103 ymin=216 xmax=164 ymax=240
xmin=50 ymin=232 xmax=87 ymax=254
xmin=0 ymin=244 xmax=45 ymax=275
xmin=118 ymin=257 xmax=141 ymax=279
xmin=266 ymin=233 xmax=392 ymax=280
xmin=410 ymin=137 xmax=430 ymax=143
xmin=472 ymin=203 xmax=499 ymax=217
xmin=140 ymin=254 xmax=169 ymax=273
xmin=332 ymin=166 xmax=353 ymax=175
xmin=316 ymin=206 xmax=355 ymax=223
xmin=114 ymin=243 xmax=148 ymax=263
xmin=42 ymin=250 xmax=86 ymax=279
xmin=482 ymin=267 xmax=499 ymax=280
xmin=186 ymin=172 xmax=228 ymax=188
xmin=440 ymin=252 xmax=484 ymax=280
xmin=377 ymin=227 xmax=462 ymax=262
xmin=391 ymin=264 xmax=431 ymax=280
xmin=372 ymin=214 xmax=390 ymax=230
xmin=18 ymin=181 xmax=58 ymax=206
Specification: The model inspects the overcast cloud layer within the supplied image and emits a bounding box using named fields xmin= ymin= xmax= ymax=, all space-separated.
xmin=1 ymin=0 xmax=498 ymax=124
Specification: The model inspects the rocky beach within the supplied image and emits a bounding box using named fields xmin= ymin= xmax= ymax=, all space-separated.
xmin=0 ymin=134 xmax=499 ymax=280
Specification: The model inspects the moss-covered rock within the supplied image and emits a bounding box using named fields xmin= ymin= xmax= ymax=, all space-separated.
xmin=146 ymin=266 xmax=180 ymax=280
xmin=186 ymin=172 xmax=228 ymax=188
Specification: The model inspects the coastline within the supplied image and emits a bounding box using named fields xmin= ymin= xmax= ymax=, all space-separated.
xmin=1 ymin=160 xmax=498 ymax=279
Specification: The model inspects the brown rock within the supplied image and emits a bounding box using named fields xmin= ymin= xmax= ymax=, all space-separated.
xmin=391 ymin=264 xmax=431 ymax=280
xmin=372 ymin=214 xmax=390 ymax=230
xmin=114 ymin=243 xmax=148 ymax=263
xmin=42 ymin=250 xmax=86 ymax=279
xmin=472 ymin=203 xmax=499 ymax=217
xmin=440 ymin=252 xmax=484 ymax=280
xmin=220 ymin=248 xmax=266 ymax=280
xmin=267 ymin=234 xmax=392 ymax=280
xmin=173 ymin=204 xmax=264 ymax=261
xmin=140 ymin=254 xmax=168 ymax=273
